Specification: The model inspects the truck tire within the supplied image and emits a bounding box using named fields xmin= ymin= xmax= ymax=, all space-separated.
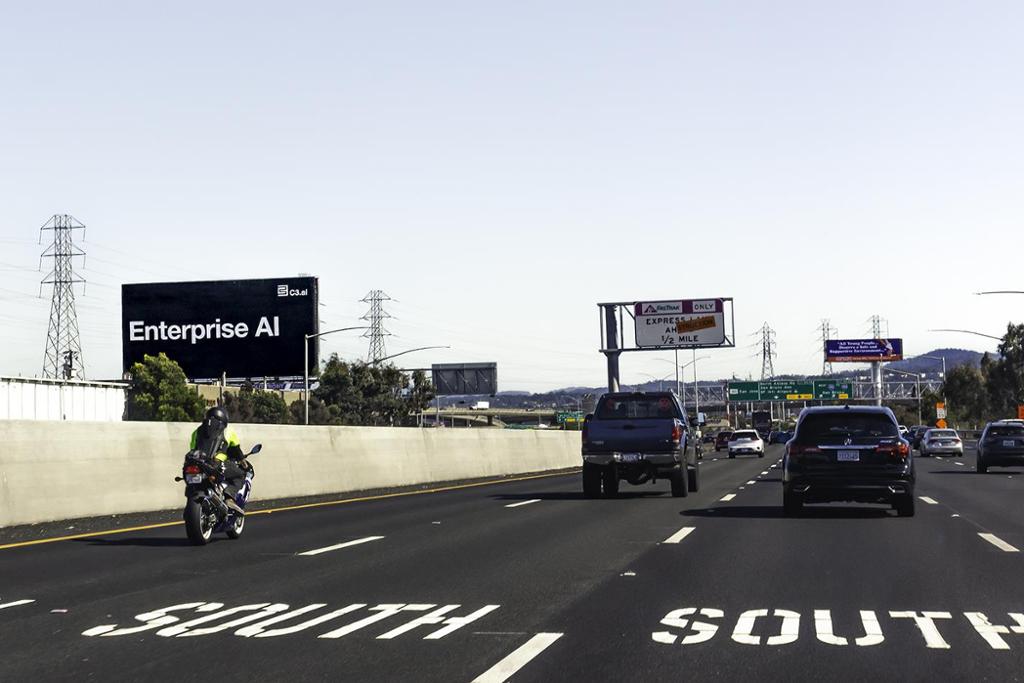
xmin=582 ymin=462 xmax=601 ymax=498
xmin=602 ymin=466 xmax=620 ymax=497
xmin=687 ymin=463 xmax=700 ymax=493
xmin=670 ymin=466 xmax=688 ymax=498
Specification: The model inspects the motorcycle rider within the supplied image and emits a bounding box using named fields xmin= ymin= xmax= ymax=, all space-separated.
xmin=189 ymin=406 xmax=252 ymax=515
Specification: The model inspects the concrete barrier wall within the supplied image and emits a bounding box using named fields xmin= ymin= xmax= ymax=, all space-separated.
xmin=0 ymin=421 xmax=581 ymax=528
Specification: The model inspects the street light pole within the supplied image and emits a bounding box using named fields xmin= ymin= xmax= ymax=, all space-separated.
xmin=303 ymin=326 xmax=369 ymax=425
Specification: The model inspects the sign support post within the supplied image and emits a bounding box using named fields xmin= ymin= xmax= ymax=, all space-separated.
xmin=603 ymin=304 xmax=621 ymax=392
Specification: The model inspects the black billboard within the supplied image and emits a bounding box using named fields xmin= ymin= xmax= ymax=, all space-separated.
xmin=431 ymin=363 xmax=498 ymax=396
xmin=122 ymin=277 xmax=319 ymax=379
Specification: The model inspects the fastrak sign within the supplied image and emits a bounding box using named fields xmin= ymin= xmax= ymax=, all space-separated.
xmin=634 ymin=299 xmax=727 ymax=348
xmin=121 ymin=277 xmax=319 ymax=379
xmin=825 ymin=338 xmax=904 ymax=363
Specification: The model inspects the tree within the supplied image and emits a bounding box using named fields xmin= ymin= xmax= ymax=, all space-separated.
xmin=942 ymin=365 xmax=988 ymax=426
xmin=983 ymin=324 xmax=1024 ymax=419
xmin=312 ymin=354 xmax=436 ymax=426
xmin=124 ymin=353 xmax=205 ymax=422
xmin=223 ymin=384 xmax=290 ymax=424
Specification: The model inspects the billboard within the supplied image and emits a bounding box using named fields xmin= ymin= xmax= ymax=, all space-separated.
xmin=634 ymin=299 xmax=729 ymax=348
xmin=122 ymin=277 xmax=319 ymax=379
xmin=825 ymin=338 xmax=903 ymax=363
xmin=431 ymin=363 xmax=498 ymax=396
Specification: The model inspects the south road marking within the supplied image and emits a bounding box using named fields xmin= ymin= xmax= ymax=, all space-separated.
xmin=299 ymin=536 xmax=385 ymax=556
xmin=505 ymin=499 xmax=541 ymax=509
xmin=653 ymin=608 xmax=1024 ymax=650
xmin=83 ymin=601 xmax=499 ymax=640
xmin=471 ymin=632 xmax=564 ymax=682
xmin=0 ymin=599 xmax=35 ymax=611
xmin=720 ymin=494 xmax=737 ymax=502
xmin=919 ymin=497 xmax=939 ymax=505
xmin=662 ymin=526 xmax=696 ymax=545
xmin=979 ymin=533 xmax=1020 ymax=553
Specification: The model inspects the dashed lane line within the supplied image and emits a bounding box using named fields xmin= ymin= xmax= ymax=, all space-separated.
xmin=662 ymin=526 xmax=696 ymax=545
xmin=720 ymin=494 xmax=737 ymax=502
xmin=919 ymin=497 xmax=939 ymax=505
xmin=746 ymin=480 xmax=756 ymax=485
xmin=954 ymin=462 xmax=965 ymax=467
xmin=0 ymin=470 xmax=576 ymax=552
xmin=504 ymin=499 xmax=541 ymax=509
xmin=298 ymin=536 xmax=385 ymax=557
xmin=979 ymin=533 xmax=1020 ymax=553
xmin=0 ymin=600 xmax=35 ymax=611
xmin=472 ymin=632 xmax=564 ymax=683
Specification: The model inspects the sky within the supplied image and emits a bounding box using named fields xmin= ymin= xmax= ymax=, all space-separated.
xmin=1 ymin=1 xmax=1021 ymax=391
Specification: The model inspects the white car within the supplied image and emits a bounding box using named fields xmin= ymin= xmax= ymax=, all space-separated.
xmin=919 ymin=428 xmax=963 ymax=457
xmin=728 ymin=429 xmax=765 ymax=458
xmin=898 ymin=425 xmax=909 ymax=438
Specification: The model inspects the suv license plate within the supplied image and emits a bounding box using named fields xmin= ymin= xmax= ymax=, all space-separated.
xmin=185 ymin=474 xmax=203 ymax=484
xmin=1004 ymin=440 xmax=1016 ymax=448
xmin=837 ymin=450 xmax=860 ymax=462
xmin=620 ymin=453 xmax=641 ymax=463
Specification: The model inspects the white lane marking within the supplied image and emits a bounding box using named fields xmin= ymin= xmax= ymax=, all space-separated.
xmin=298 ymin=536 xmax=385 ymax=556
xmin=720 ymin=494 xmax=737 ymax=502
xmin=504 ymin=499 xmax=541 ymax=509
xmin=472 ymin=632 xmax=564 ymax=683
xmin=761 ymin=471 xmax=769 ymax=475
xmin=919 ymin=496 xmax=939 ymax=505
xmin=746 ymin=480 xmax=756 ymax=485
xmin=0 ymin=600 xmax=35 ymax=611
xmin=954 ymin=462 xmax=964 ymax=467
xmin=662 ymin=526 xmax=696 ymax=545
xmin=979 ymin=533 xmax=1020 ymax=553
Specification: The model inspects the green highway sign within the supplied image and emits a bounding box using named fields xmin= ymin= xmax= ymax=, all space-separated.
xmin=727 ymin=379 xmax=852 ymax=402
xmin=556 ymin=411 xmax=584 ymax=425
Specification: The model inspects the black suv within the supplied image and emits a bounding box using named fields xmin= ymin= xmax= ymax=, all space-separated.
xmin=783 ymin=405 xmax=914 ymax=517
xmin=976 ymin=421 xmax=1024 ymax=473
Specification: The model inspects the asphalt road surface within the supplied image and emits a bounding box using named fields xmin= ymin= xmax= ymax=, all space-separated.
xmin=3 ymin=445 xmax=1024 ymax=682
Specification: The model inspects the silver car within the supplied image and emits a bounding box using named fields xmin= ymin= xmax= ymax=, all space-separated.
xmin=919 ymin=428 xmax=963 ymax=457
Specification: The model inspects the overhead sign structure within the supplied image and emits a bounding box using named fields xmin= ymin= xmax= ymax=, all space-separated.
xmin=431 ymin=363 xmax=498 ymax=396
xmin=634 ymin=299 xmax=729 ymax=349
xmin=728 ymin=379 xmax=852 ymax=402
xmin=122 ymin=277 xmax=319 ymax=379
xmin=825 ymin=338 xmax=904 ymax=363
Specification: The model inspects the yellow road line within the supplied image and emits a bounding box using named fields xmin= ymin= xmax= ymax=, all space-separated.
xmin=0 ymin=470 xmax=577 ymax=551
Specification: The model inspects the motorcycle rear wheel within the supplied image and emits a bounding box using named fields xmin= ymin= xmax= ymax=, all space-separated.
xmin=184 ymin=498 xmax=214 ymax=545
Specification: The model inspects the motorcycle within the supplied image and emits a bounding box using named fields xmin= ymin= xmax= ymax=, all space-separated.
xmin=176 ymin=443 xmax=262 ymax=545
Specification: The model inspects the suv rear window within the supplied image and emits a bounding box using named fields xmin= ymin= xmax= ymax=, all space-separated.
xmin=596 ymin=395 xmax=680 ymax=420
xmin=797 ymin=413 xmax=898 ymax=439
xmin=988 ymin=425 xmax=1024 ymax=437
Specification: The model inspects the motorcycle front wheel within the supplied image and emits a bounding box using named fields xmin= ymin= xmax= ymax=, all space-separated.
xmin=225 ymin=513 xmax=245 ymax=540
xmin=184 ymin=498 xmax=214 ymax=545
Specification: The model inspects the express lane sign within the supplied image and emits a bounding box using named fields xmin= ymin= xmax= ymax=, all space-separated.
xmin=634 ymin=299 xmax=727 ymax=348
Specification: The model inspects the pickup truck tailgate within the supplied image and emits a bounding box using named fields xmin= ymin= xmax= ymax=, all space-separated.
xmin=585 ymin=419 xmax=676 ymax=453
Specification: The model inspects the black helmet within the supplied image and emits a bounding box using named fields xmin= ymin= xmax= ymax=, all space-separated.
xmin=205 ymin=406 xmax=229 ymax=427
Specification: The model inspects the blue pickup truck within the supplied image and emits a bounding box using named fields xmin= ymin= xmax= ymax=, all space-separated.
xmin=581 ymin=391 xmax=699 ymax=498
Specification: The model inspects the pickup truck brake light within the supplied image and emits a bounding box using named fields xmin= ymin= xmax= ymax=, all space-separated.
xmin=671 ymin=423 xmax=683 ymax=445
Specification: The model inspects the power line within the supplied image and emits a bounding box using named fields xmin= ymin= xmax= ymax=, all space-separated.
xmin=39 ymin=214 xmax=86 ymax=379
xmin=360 ymin=290 xmax=393 ymax=363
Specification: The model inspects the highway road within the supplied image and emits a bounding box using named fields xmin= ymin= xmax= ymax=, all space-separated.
xmin=3 ymin=445 xmax=1024 ymax=681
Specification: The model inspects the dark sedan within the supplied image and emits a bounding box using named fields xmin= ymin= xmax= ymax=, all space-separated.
xmin=976 ymin=421 xmax=1024 ymax=473
xmin=714 ymin=430 xmax=733 ymax=452
xmin=783 ymin=405 xmax=914 ymax=517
